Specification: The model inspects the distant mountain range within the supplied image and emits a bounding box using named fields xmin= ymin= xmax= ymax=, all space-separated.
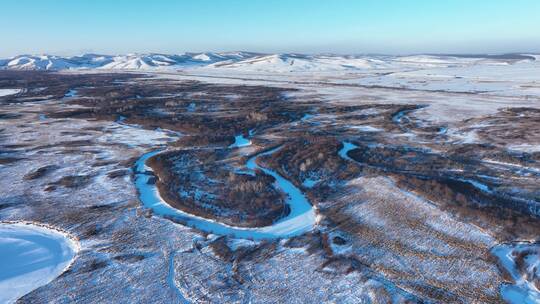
xmin=0 ymin=52 xmax=536 ymax=72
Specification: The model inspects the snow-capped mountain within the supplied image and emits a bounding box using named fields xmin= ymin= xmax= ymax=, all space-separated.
xmin=0 ymin=52 xmax=258 ymax=71
xmin=0 ymin=52 xmax=535 ymax=72
xmin=3 ymin=55 xmax=82 ymax=70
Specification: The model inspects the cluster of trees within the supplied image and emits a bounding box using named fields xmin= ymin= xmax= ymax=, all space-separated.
xmin=258 ymin=138 xmax=362 ymax=204
xmin=0 ymin=70 xmax=138 ymax=102
xmin=394 ymin=173 xmax=540 ymax=238
xmin=348 ymin=143 xmax=463 ymax=175
xmin=148 ymin=149 xmax=289 ymax=228
xmin=43 ymin=75 xmax=296 ymax=137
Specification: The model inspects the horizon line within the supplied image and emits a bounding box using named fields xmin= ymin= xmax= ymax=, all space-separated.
xmin=2 ymin=50 xmax=539 ymax=58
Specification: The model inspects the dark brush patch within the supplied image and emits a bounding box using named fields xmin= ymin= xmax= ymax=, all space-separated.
xmin=50 ymin=175 xmax=93 ymax=189
xmin=113 ymin=253 xmax=146 ymax=264
xmin=24 ymin=165 xmax=58 ymax=180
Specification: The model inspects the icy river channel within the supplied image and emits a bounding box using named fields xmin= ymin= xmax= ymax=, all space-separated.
xmin=134 ymin=143 xmax=316 ymax=240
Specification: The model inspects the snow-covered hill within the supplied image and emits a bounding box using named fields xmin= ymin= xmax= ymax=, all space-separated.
xmin=209 ymin=54 xmax=394 ymax=72
xmin=0 ymin=52 xmax=258 ymax=71
xmin=0 ymin=52 xmax=536 ymax=72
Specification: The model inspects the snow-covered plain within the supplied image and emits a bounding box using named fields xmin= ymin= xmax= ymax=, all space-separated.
xmin=120 ymin=53 xmax=538 ymax=127
xmin=0 ymin=222 xmax=79 ymax=304
xmin=0 ymin=96 xmax=188 ymax=303
xmin=1 ymin=52 xmax=539 ymax=303
xmin=5 ymin=52 xmax=538 ymax=117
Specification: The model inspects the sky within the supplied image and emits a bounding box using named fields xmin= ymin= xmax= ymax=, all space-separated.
xmin=1 ymin=0 xmax=539 ymax=57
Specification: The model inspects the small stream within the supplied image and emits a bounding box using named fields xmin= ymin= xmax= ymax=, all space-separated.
xmin=338 ymin=141 xmax=358 ymax=162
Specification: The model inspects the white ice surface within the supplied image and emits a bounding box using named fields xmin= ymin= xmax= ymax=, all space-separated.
xmin=0 ymin=223 xmax=78 ymax=304
xmin=0 ymin=89 xmax=21 ymax=97
xmin=350 ymin=125 xmax=381 ymax=132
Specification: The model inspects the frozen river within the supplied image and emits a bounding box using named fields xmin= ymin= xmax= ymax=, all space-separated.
xmin=134 ymin=146 xmax=316 ymax=240
xmin=228 ymin=134 xmax=252 ymax=148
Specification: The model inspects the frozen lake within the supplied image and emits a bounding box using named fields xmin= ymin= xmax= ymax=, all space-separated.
xmin=0 ymin=88 xmax=21 ymax=97
xmin=0 ymin=222 xmax=78 ymax=303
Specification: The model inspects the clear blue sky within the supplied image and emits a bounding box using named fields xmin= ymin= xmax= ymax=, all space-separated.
xmin=1 ymin=0 xmax=539 ymax=56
